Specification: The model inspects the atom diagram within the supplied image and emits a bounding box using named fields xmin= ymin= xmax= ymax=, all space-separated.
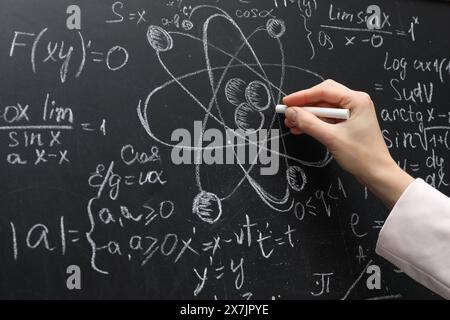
xmin=137 ymin=5 xmax=332 ymax=225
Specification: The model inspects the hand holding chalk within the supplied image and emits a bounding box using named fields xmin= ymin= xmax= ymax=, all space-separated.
xmin=276 ymin=104 xmax=350 ymax=120
xmin=283 ymin=80 xmax=413 ymax=209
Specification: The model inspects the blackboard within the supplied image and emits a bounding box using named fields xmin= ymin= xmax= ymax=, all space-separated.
xmin=0 ymin=0 xmax=448 ymax=299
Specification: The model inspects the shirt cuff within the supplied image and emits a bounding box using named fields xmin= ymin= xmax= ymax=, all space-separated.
xmin=376 ymin=178 xmax=450 ymax=299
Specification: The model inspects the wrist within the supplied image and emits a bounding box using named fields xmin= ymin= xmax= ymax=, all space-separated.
xmin=361 ymin=159 xmax=414 ymax=208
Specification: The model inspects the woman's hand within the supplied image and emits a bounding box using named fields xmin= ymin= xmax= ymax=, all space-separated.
xmin=283 ymin=79 xmax=414 ymax=208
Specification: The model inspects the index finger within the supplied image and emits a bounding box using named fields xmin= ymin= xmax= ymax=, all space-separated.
xmin=283 ymin=79 xmax=353 ymax=109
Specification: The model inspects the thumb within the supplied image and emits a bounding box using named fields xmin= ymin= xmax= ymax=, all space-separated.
xmin=285 ymin=107 xmax=335 ymax=146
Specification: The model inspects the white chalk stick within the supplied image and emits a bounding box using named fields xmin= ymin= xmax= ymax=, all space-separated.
xmin=276 ymin=104 xmax=350 ymax=120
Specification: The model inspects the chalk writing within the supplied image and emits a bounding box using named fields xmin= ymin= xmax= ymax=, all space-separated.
xmin=1 ymin=0 xmax=447 ymax=300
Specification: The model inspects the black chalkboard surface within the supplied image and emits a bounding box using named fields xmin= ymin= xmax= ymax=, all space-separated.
xmin=0 ymin=0 xmax=449 ymax=299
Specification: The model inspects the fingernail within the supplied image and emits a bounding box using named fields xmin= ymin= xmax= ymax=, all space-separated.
xmin=285 ymin=108 xmax=297 ymax=121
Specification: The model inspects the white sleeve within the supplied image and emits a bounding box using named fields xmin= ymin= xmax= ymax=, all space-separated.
xmin=376 ymin=178 xmax=450 ymax=299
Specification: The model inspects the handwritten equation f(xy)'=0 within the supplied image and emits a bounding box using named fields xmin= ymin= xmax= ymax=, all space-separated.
xmin=9 ymin=28 xmax=129 ymax=83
